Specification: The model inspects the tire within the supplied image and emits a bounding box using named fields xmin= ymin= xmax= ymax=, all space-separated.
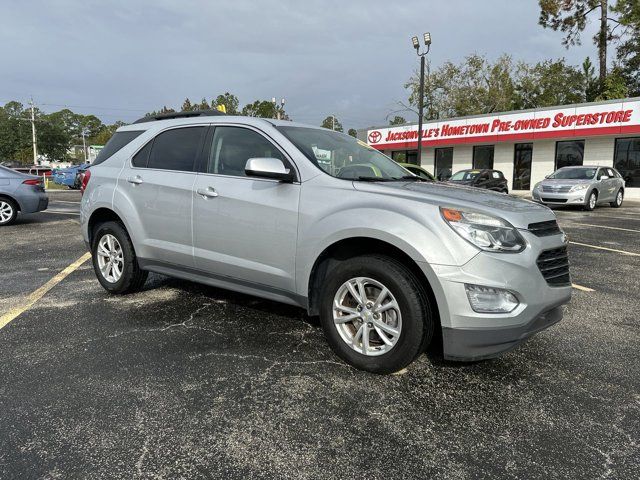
xmin=0 ymin=197 xmax=18 ymax=226
xmin=584 ymin=190 xmax=597 ymax=211
xmin=610 ymin=189 xmax=623 ymax=208
xmin=91 ymin=221 xmax=148 ymax=294
xmin=318 ymin=255 xmax=433 ymax=374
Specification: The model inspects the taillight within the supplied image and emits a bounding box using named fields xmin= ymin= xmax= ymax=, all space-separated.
xmin=22 ymin=179 xmax=41 ymax=186
xmin=80 ymin=170 xmax=91 ymax=194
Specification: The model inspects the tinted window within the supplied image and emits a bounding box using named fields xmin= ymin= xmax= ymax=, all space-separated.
xmin=614 ymin=138 xmax=640 ymax=187
xmin=147 ymin=127 xmax=205 ymax=172
xmin=555 ymin=140 xmax=584 ymax=169
xmin=132 ymin=141 xmax=153 ymax=168
xmin=473 ymin=145 xmax=494 ymax=169
xmin=435 ymin=147 xmax=453 ymax=180
xmin=513 ymin=143 xmax=532 ymax=190
xmin=207 ymin=127 xmax=284 ymax=177
xmin=93 ymin=130 xmax=144 ymax=166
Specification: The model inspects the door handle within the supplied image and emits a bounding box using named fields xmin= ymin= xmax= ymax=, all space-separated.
xmin=127 ymin=175 xmax=143 ymax=185
xmin=196 ymin=187 xmax=219 ymax=198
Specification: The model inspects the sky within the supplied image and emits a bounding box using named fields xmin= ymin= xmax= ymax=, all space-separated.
xmin=0 ymin=0 xmax=602 ymax=129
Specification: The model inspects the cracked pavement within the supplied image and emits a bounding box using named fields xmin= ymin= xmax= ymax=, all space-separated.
xmin=0 ymin=191 xmax=639 ymax=479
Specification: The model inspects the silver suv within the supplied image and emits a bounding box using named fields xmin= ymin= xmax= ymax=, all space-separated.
xmin=81 ymin=111 xmax=571 ymax=373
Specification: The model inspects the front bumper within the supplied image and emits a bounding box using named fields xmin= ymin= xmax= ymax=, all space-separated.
xmin=422 ymin=230 xmax=572 ymax=361
xmin=532 ymin=188 xmax=588 ymax=205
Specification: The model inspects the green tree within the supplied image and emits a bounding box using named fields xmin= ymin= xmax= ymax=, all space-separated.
xmin=198 ymin=98 xmax=210 ymax=110
xmin=582 ymin=57 xmax=600 ymax=101
xmin=241 ymin=100 xmax=280 ymax=118
xmin=215 ymin=92 xmax=239 ymax=115
xmin=613 ymin=0 xmax=640 ymax=95
xmin=538 ymin=0 xmax=620 ymax=88
xmin=181 ymin=98 xmax=194 ymax=112
xmin=388 ymin=116 xmax=406 ymax=126
xmin=347 ymin=128 xmax=357 ymax=137
xmin=320 ymin=115 xmax=343 ymax=132
xmin=406 ymin=54 xmax=516 ymax=118
xmin=513 ymin=58 xmax=584 ymax=109
xmin=597 ymin=66 xmax=629 ymax=99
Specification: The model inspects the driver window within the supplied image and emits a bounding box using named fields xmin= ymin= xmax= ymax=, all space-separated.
xmin=208 ymin=127 xmax=284 ymax=177
xmin=597 ymin=168 xmax=607 ymax=180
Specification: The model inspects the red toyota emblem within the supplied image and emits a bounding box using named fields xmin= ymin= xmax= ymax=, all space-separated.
xmin=368 ymin=131 xmax=382 ymax=143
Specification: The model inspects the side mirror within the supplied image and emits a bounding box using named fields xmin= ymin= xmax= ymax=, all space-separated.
xmin=545 ymin=174 xmax=551 ymax=179
xmin=600 ymin=175 xmax=609 ymax=180
xmin=245 ymin=158 xmax=294 ymax=182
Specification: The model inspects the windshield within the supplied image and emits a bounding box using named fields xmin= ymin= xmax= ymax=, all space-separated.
xmin=450 ymin=170 xmax=480 ymax=181
xmin=549 ymin=168 xmax=597 ymax=180
xmin=277 ymin=126 xmax=412 ymax=180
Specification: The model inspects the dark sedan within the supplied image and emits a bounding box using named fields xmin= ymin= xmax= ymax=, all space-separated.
xmin=447 ymin=169 xmax=509 ymax=193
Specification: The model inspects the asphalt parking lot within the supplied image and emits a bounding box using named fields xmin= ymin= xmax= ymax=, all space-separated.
xmin=1 ymin=190 xmax=639 ymax=479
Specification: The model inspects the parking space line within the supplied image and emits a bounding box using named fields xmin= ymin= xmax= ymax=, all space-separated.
xmin=50 ymin=200 xmax=81 ymax=204
xmin=0 ymin=252 xmax=91 ymax=330
xmin=44 ymin=210 xmax=80 ymax=216
xmin=572 ymin=283 xmax=595 ymax=292
xmin=565 ymin=223 xmax=640 ymax=233
xmin=569 ymin=241 xmax=640 ymax=256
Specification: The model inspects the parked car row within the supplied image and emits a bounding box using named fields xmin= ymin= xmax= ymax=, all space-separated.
xmin=0 ymin=165 xmax=49 ymax=226
xmin=51 ymin=163 xmax=90 ymax=189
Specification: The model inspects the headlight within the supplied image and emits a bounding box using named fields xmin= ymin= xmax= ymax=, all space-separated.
xmin=440 ymin=207 xmax=526 ymax=253
xmin=570 ymin=184 xmax=589 ymax=192
xmin=533 ymin=182 xmax=541 ymax=190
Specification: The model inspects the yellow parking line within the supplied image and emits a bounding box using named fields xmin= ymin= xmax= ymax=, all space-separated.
xmin=572 ymin=283 xmax=595 ymax=292
xmin=567 ymin=223 xmax=640 ymax=233
xmin=0 ymin=252 xmax=91 ymax=330
xmin=569 ymin=241 xmax=640 ymax=256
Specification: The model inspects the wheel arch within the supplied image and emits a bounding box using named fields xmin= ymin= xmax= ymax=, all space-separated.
xmin=0 ymin=193 xmax=21 ymax=211
xmin=88 ymin=207 xmax=126 ymax=245
xmin=306 ymin=236 xmax=442 ymax=335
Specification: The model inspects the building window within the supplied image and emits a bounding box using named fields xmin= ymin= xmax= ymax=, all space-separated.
xmin=513 ymin=143 xmax=533 ymax=190
xmin=555 ymin=140 xmax=584 ymax=170
xmin=473 ymin=145 xmax=494 ymax=169
xmin=435 ymin=147 xmax=453 ymax=180
xmin=614 ymin=137 xmax=640 ymax=188
xmin=391 ymin=150 xmax=417 ymax=165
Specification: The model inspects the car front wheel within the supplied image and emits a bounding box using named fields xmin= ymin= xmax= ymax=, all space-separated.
xmin=92 ymin=221 xmax=148 ymax=294
xmin=610 ymin=189 xmax=623 ymax=208
xmin=319 ymin=255 xmax=433 ymax=374
xmin=0 ymin=198 xmax=18 ymax=226
xmin=585 ymin=191 xmax=597 ymax=211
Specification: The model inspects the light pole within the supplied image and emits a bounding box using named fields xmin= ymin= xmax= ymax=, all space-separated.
xmin=272 ymin=97 xmax=285 ymax=120
xmin=411 ymin=32 xmax=431 ymax=165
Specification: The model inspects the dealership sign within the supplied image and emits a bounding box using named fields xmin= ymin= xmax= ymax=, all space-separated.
xmin=367 ymin=100 xmax=640 ymax=149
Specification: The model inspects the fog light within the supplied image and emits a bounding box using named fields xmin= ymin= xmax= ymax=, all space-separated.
xmin=465 ymin=284 xmax=519 ymax=313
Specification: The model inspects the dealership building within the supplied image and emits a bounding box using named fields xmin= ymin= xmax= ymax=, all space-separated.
xmin=359 ymin=97 xmax=640 ymax=199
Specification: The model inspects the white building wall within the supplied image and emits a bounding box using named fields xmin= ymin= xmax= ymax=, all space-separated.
xmin=419 ymin=147 xmax=435 ymax=173
xmin=453 ymin=145 xmax=473 ymax=171
xmin=530 ymin=140 xmax=556 ymax=189
xmin=493 ymin=143 xmax=515 ymax=190
xmin=584 ymin=137 xmax=615 ymax=166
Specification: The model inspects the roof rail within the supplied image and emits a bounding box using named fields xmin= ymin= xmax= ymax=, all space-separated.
xmin=133 ymin=109 xmax=226 ymax=124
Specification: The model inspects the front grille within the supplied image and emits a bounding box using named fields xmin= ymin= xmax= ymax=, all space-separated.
xmin=528 ymin=220 xmax=562 ymax=237
xmin=537 ymin=246 xmax=571 ymax=286
xmin=541 ymin=197 xmax=567 ymax=203
xmin=542 ymin=185 xmax=572 ymax=193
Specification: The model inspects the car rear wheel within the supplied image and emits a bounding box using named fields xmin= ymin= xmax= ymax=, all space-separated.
xmin=610 ymin=189 xmax=623 ymax=208
xmin=92 ymin=221 xmax=148 ymax=294
xmin=319 ymin=255 xmax=433 ymax=374
xmin=0 ymin=198 xmax=18 ymax=226
xmin=584 ymin=191 xmax=597 ymax=211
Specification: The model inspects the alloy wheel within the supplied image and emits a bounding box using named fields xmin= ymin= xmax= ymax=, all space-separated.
xmin=0 ymin=201 xmax=13 ymax=224
xmin=616 ymin=191 xmax=623 ymax=206
xmin=332 ymin=277 xmax=402 ymax=356
xmin=96 ymin=234 xmax=124 ymax=283
xmin=589 ymin=193 xmax=596 ymax=210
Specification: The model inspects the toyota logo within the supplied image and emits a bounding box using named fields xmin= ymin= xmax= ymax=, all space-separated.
xmin=368 ymin=131 xmax=382 ymax=144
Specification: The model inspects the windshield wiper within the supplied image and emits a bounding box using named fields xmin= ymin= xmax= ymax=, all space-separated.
xmin=355 ymin=176 xmax=393 ymax=182
xmin=391 ymin=175 xmax=427 ymax=182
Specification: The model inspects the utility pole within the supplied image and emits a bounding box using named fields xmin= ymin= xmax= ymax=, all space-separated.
xmin=81 ymin=129 xmax=88 ymax=163
xmin=29 ymin=97 xmax=38 ymax=165
xmin=332 ymin=115 xmax=335 ymax=131
xmin=272 ymin=97 xmax=285 ymax=120
xmin=411 ymin=33 xmax=432 ymax=166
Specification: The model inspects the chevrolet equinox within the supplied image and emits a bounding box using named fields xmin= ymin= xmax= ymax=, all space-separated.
xmin=80 ymin=111 xmax=572 ymax=374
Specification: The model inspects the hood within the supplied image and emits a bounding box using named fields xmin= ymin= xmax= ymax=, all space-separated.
xmin=352 ymin=180 xmax=554 ymax=229
xmin=446 ymin=180 xmax=473 ymax=186
xmin=539 ymin=178 xmax=592 ymax=186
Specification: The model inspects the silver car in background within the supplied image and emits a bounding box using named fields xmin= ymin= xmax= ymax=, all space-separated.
xmin=532 ymin=166 xmax=625 ymax=211
xmin=0 ymin=165 xmax=49 ymax=226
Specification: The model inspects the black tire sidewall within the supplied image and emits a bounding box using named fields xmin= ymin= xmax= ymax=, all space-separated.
xmin=0 ymin=198 xmax=18 ymax=226
xmin=319 ymin=255 xmax=432 ymax=374
xmin=91 ymin=221 xmax=139 ymax=293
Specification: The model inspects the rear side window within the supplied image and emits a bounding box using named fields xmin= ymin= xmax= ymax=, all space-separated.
xmin=93 ymin=130 xmax=144 ymax=166
xmin=147 ymin=127 xmax=206 ymax=172
xmin=132 ymin=141 xmax=153 ymax=168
